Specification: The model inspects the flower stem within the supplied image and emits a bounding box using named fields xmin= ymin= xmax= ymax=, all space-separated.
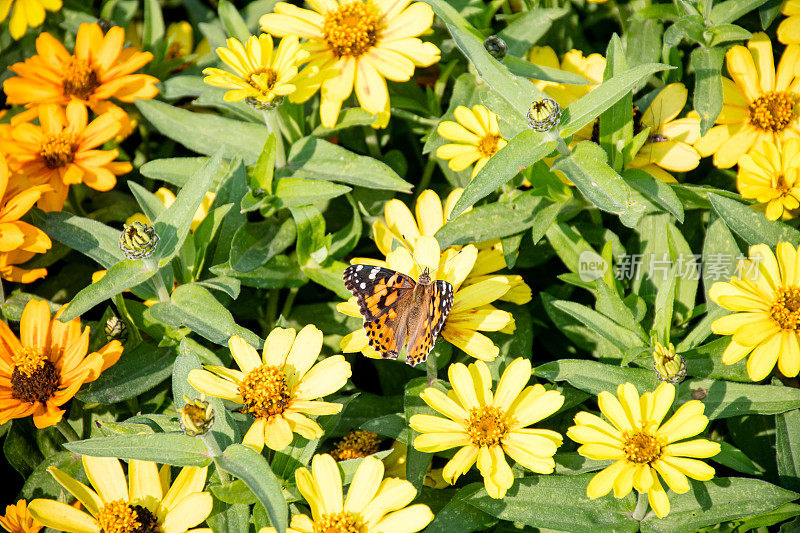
xmin=262 ymin=109 xmax=286 ymax=168
xmin=363 ymin=126 xmax=382 ymax=159
xmin=56 ymin=420 xmax=81 ymax=442
xmin=280 ymin=287 xmax=298 ymax=320
xmin=143 ymin=257 xmax=171 ymax=303
xmin=416 ymin=157 xmax=436 ymax=197
xmin=632 ymin=491 xmax=649 ymax=520
xmin=200 ymin=432 xmax=231 ymax=484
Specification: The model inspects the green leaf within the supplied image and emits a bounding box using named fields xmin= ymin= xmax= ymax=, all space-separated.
xmin=465 ymin=476 xmax=638 ymax=532
xmin=701 ymin=216 xmax=739 ymax=312
xmin=142 ymin=0 xmax=165 ymax=49
xmin=776 ymin=408 xmax=800 ymax=492
xmin=707 ymin=24 xmax=752 ymax=46
xmin=496 ymin=8 xmax=568 ymax=57
xmin=559 ymin=63 xmax=672 ymax=138
xmin=273 ymin=178 xmax=351 ymax=208
xmin=708 ymin=192 xmax=800 ymax=246
xmin=62 ymin=260 xmax=154 ymax=321
xmin=210 ymin=479 xmax=258 ymax=505
xmin=504 ymin=57 xmax=591 ymax=85
xmin=533 ymin=359 xmax=658 ymax=395
xmin=211 ymin=255 xmax=307 ymax=290
xmin=140 ymin=157 xmax=233 ymax=187
xmin=329 ymin=195 xmax=363 ymax=260
xmin=303 ymin=260 xmax=351 ymax=299
xmin=682 ymin=338 xmax=750 ymax=382
xmin=76 ymin=343 xmax=172 ymax=403
xmin=215 ymin=444 xmax=289 ymax=533
xmin=31 ymin=210 xmax=123 ymax=268
xmin=623 ymin=169 xmax=684 ymax=222
xmin=64 ymin=434 xmax=211 ymax=467
xmin=404 ymin=377 xmax=436 ymax=490
xmin=599 ymin=35 xmax=633 ymax=172
xmin=248 ymin=135 xmax=276 ymax=194
xmin=713 ymin=441 xmax=765 ymax=476
xmin=439 ymin=193 xmax=556 ymax=248
xmin=448 ymin=129 xmax=555 ymax=216
xmin=551 ymin=301 xmax=648 ymax=353
xmin=284 ymin=137 xmax=412 ymax=192
xmin=691 ymin=46 xmax=725 ymax=135
xmin=290 ymin=206 xmax=327 ymax=267
xmin=709 ymin=0 xmax=770 ymax=24
xmin=230 ymin=219 xmax=296 ymax=273
xmin=153 ymin=151 xmax=225 ymax=267
xmin=677 ymin=378 xmax=800 ymax=419
xmin=136 ymin=100 xmax=268 ymax=164
xmin=218 ymin=0 xmax=250 ymax=41
xmin=595 ymin=281 xmax=649 ymax=342
xmin=148 ymin=284 xmax=264 ymax=348
xmin=552 ymin=142 xmax=645 ymax=227
xmin=652 ymin=268 xmax=676 ymax=343
xmin=640 ymin=478 xmax=797 ymax=533
xmin=424 ymin=486 xmax=497 ymax=533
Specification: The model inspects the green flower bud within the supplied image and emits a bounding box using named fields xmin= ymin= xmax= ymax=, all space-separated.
xmin=653 ymin=342 xmax=686 ymax=384
xmin=483 ymin=36 xmax=507 ymax=61
xmin=245 ymin=95 xmax=283 ymax=111
xmin=527 ymin=97 xmax=561 ymax=132
xmin=104 ymin=316 xmax=127 ymax=342
xmin=178 ymin=395 xmax=215 ymax=436
xmin=119 ymin=221 xmax=159 ymax=260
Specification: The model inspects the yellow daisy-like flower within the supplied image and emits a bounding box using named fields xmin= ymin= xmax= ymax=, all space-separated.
xmin=29 ymin=456 xmax=212 ymax=533
xmin=737 ymin=139 xmax=800 ymax=221
xmin=259 ymin=0 xmax=441 ymax=128
xmin=187 ymin=325 xmax=351 ymax=452
xmin=694 ymin=33 xmax=800 ymax=168
xmin=778 ymin=0 xmax=800 ymax=44
xmin=0 ymin=0 xmax=61 ymax=40
xmin=0 ymin=500 xmax=41 ymax=533
xmin=436 ymin=105 xmax=507 ymax=180
xmin=629 ymin=83 xmax=702 ymax=183
xmin=409 ymin=358 xmax=565 ymax=498
xmin=330 ymin=429 xmax=382 ymax=461
xmin=203 ymin=34 xmax=321 ymax=108
xmin=567 ymin=382 xmax=720 ymax=518
xmin=259 ymin=453 xmax=434 ymax=533
xmin=339 ymin=236 xmax=516 ymax=361
xmin=369 ymin=189 xmax=532 ymax=305
xmin=709 ymin=242 xmax=800 ymax=381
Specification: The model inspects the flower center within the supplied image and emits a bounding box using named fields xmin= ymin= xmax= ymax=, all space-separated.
xmin=322 ymin=2 xmax=382 ymax=58
xmin=40 ymin=133 xmax=78 ymax=169
xmin=477 ymin=134 xmax=502 ymax=157
xmin=747 ymin=91 xmax=798 ymax=133
xmin=622 ymin=431 xmax=663 ymax=464
xmin=330 ymin=430 xmax=381 ymax=461
xmin=238 ymin=364 xmax=292 ymax=419
xmin=313 ymin=511 xmax=364 ymax=533
xmin=62 ymin=57 xmax=101 ymax=101
xmin=10 ymin=347 xmax=60 ymax=404
xmin=96 ymin=501 xmax=160 ymax=533
xmin=247 ymin=67 xmax=279 ymax=93
xmin=771 ymin=286 xmax=800 ymax=330
xmin=466 ymin=406 xmax=511 ymax=447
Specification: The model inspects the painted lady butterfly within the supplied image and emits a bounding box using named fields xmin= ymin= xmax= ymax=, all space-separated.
xmin=343 ymin=265 xmax=454 ymax=366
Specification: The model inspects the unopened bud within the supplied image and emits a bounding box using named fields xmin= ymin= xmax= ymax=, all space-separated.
xmin=653 ymin=342 xmax=686 ymax=384
xmin=119 ymin=221 xmax=159 ymax=260
xmin=527 ymin=97 xmax=561 ymax=132
xmin=104 ymin=316 xmax=127 ymax=342
xmin=178 ymin=395 xmax=215 ymax=436
xmin=483 ymin=36 xmax=507 ymax=61
xmin=245 ymin=95 xmax=283 ymax=111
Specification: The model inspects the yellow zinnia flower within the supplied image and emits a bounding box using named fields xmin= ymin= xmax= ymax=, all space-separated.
xmin=0 ymin=299 xmax=122 ymax=428
xmin=567 ymin=382 xmax=720 ymax=518
xmin=0 ymin=0 xmax=61 ymax=40
xmin=709 ymin=242 xmax=800 ymax=381
xmin=329 ymin=429 xmax=382 ymax=461
xmin=409 ymin=358 xmax=565 ymax=498
xmin=29 ymin=456 xmax=212 ymax=533
xmin=188 ymin=325 xmax=351 ymax=452
xmin=629 ymin=83 xmax=702 ymax=183
xmin=436 ymin=105 xmax=507 ymax=179
xmin=259 ymin=453 xmax=434 ymax=533
xmin=694 ymin=33 xmax=800 ymax=168
xmin=778 ymin=0 xmax=800 ymax=44
xmin=203 ymin=34 xmax=321 ymax=108
xmin=260 ymin=0 xmax=441 ymax=128
xmin=737 ymin=139 xmax=800 ymax=220
xmin=339 ymin=236 xmax=516 ymax=361
xmin=0 ymin=499 xmax=41 ymax=533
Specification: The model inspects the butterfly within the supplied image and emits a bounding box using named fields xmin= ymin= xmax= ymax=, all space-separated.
xmin=343 ymin=264 xmax=454 ymax=366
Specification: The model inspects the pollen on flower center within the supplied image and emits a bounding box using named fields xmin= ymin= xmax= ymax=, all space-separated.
xmin=477 ymin=134 xmax=502 ymax=157
xmin=247 ymin=67 xmax=279 ymax=93
xmin=466 ymin=406 xmax=511 ymax=447
xmin=10 ymin=347 xmax=59 ymax=404
xmin=322 ymin=2 xmax=382 ymax=58
xmin=238 ymin=364 xmax=292 ymax=419
xmin=96 ymin=500 xmax=160 ymax=533
xmin=622 ymin=431 xmax=663 ymax=464
xmin=40 ymin=133 xmax=78 ymax=169
xmin=770 ymin=286 xmax=800 ymax=329
xmin=330 ymin=430 xmax=381 ymax=461
xmin=62 ymin=57 xmax=101 ymax=100
xmin=312 ymin=511 xmax=364 ymax=533
xmin=747 ymin=91 xmax=798 ymax=133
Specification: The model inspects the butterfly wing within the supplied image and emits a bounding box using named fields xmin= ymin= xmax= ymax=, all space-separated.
xmin=405 ymin=280 xmax=454 ymax=366
xmin=343 ymin=265 xmax=416 ymax=359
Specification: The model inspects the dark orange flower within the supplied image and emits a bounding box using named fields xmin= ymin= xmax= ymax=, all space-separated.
xmin=5 ymin=102 xmax=132 ymax=211
xmin=0 ymin=299 xmax=122 ymax=428
xmin=0 ymin=499 xmax=41 ymax=533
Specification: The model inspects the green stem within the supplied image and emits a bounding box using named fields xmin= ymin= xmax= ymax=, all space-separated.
xmin=280 ymin=287 xmax=298 ymax=320
xmin=200 ymin=432 xmax=231 ymax=484
xmin=68 ymin=186 xmax=87 ymax=217
xmin=0 ymin=279 xmax=5 ymax=306
xmin=416 ymin=157 xmax=437 ymax=197
xmin=143 ymin=257 xmax=171 ymax=303
xmin=266 ymin=289 xmax=280 ymax=329
xmin=632 ymin=491 xmax=649 ymax=521
xmin=391 ymin=109 xmax=440 ymax=127
xmin=263 ymin=109 xmax=286 ymax=168
xmin=363 ymin=126 xmax=382 ymax=159
xmin=56 ymin=420 xmax=81 ymax=442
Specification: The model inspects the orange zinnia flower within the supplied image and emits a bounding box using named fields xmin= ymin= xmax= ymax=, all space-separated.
xmin=0 ymin=299 xmax=122 ymax=428
xmin=5 ymin=102 xmax=132 ymax=211
xmin=0 ymin=153 xmax=52 ymax=257
xmin=0 ymin=499 xmax=41 ymax=533
xmin=0 ymin=250 xmax=47 ymax=283
xmin=3 ymin=22 xmax=159 ymax=115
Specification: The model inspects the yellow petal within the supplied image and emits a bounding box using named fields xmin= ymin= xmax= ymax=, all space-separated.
xmin=28 ymin=499 xmax=99 ymax=533
xmin=82 ymin=456 xmax=127 ymax=502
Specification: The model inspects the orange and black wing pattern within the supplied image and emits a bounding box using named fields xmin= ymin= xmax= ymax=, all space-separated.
xmin=406 ymin=280 xmax=454 ymax=366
